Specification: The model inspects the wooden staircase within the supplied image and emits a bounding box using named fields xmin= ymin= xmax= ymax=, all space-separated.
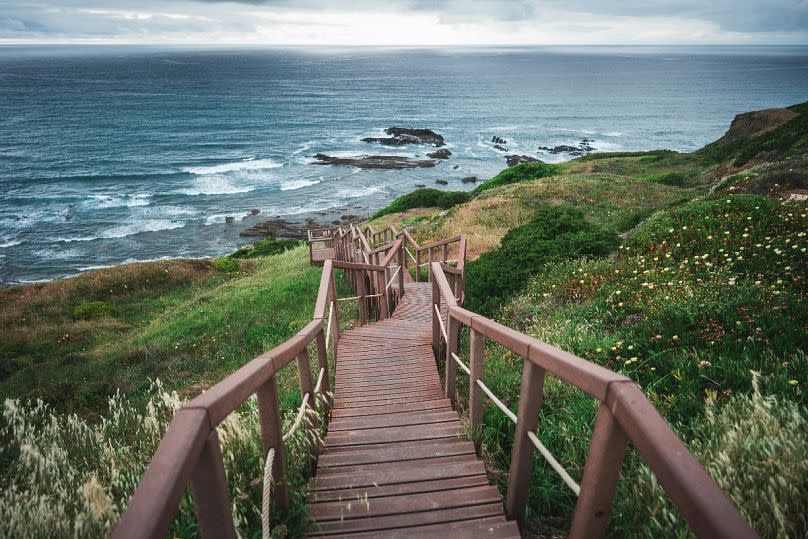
xmin=306 ymin=282 xmax=519 ymax=537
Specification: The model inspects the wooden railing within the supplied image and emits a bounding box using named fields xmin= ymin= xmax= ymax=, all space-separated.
xmin=429 ymin=262 xmax=756 ymax=538
xmin=114 ymin=224 xmax=408 ymax=538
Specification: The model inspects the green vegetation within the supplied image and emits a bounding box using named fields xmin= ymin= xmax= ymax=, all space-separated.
xmin=472 ymin=161 xmax=561 ymax=193
xmin=372 ymin=188 xmax=470 ymax=218
xmin=231 ymin=237 xmax=301 ymax=259
xmin=465 ymin=205 xmax=619 ymax=315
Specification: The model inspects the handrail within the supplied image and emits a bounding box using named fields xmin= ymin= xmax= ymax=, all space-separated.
xmin=429 ymin=262 xmax=756 ymax=538
xmin=114 ymin=260 xmax=342 ymax=538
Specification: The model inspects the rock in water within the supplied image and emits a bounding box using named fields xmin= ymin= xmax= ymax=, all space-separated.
xmin=461 ymin=176 xmax=478 ymax=183
xmin=225 ymin=216 xmax=235 ymax=224
xmin=427 ymin=148 xmax=452 ymax=159
xmin=493 ymin=144 xmax=509 ymax=152
xmin=506 ymin=155 xmax=543 ymax=166
xmin=435 ymin=179 xmax=449 ymax=185
xmin=362 ymin=127 xmax=446 ymax=147
xmin=313 ymin=153 xmax=439 ymax=170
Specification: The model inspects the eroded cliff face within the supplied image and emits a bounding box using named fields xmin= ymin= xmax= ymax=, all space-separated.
xmin=718 ymin=107 xmax=799 ymax=143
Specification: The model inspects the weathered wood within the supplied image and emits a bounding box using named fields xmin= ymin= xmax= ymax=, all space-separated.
xmin=190 ymin=430 xmax=237 ymax=539
xmin=256 ymin=375 xmax=290 ymax=514
xmin=469 ymin=328 xmax=485 ymax=432
xmin=505 ymin=360 xmax=546 ymax=525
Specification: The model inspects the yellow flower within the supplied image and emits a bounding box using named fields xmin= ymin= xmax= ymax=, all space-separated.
xmin=788 ymin=380 xmax=798 ymax=386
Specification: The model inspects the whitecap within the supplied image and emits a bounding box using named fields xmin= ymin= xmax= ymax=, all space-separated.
xmin=177 ymin=175 xmax=256 ymax=196
xmin=0 ymin=240 xmax=22 ymax=248
xmin=337 ymin=186 xmax=382 ymax=199
xmin=603 ymin=131 xmax=625 ymax=137
xmin=85 ymin=193 xmax=152 ymax=209
xmin=100 ymin=219 xmax=185 ymax=239
xmin=182 ymin=158 xmax=282 ymax=175
xmin=280 ymin=179 xmax=320 ymax=191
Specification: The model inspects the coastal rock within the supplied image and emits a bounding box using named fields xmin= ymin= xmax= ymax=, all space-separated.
xmin=362 ymin=127 xmax=446 ymax=147
xmin=250 ymin=209 xmax=261 ymax=215
xmin=452 ymin=165 xmax=459 ymax=169
xmin=415 ymin=183 xmax=426 ymax=188
xmin=506 ymin=155 xmax=543 ymax=166
xmin=427 ymin=148 xmax=452 ymax=159
xmin=435 ymin=179 xmax=449 ymax=185
xmin=461 ymin=176 xmax=478 ymax=183
xmin=718 ymin=108 xmax=798 ymax=143
xmin=538 ymin=139 xmax=596 ymax=155
xmin=493 ymin=144 xmax=509 ymax=152
xmin=492 ymin=136 xmax=507 ymax=144
xmin=240 ymin=214 xmax=362 ymax=239
xmin=313 ymin=153 xmax=439 ymax=170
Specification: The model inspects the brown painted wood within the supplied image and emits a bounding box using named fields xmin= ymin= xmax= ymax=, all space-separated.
xmin=305 ymin=282 xmax=510 ymax=537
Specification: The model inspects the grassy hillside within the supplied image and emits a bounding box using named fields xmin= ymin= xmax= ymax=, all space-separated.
xmin=1 ymin=102 xmax=806 ymax=537
xmin=368 ymin=102 xmax=807 ymax=537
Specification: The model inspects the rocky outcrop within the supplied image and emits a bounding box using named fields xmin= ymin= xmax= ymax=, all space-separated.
xmin=539 ymin=139 xmax=596 ymax=155
xmin=492 ymin=136 xmax=507 ymax=144
xmin=493 ymin=144 xmax=508 ymax=152
xmin=435 ymin=179 xmax=448 ymax=185
xmin=313 ymin=153 xmax=439 ymax=170
xmin=718 ymin=108 xmax=798 ymax=143
xmin=362 ymin=127 xmax=446 ymax=147
xmin=506 ymin=155 xmax=543 ymax=166
xmin=427 ymin=148 xmax=452 ymax=159
xmin=461 ymin=176 xmax=478 ymax=183
xmin=241 ymin=214 xmax=362 ymax=239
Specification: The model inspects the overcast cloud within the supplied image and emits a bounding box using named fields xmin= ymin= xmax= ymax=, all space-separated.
xmin=0 ymin=0 xmax=805 ymax=45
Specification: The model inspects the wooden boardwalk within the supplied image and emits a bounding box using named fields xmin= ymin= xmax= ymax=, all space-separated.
xmin=310 ymin=247 xmax=335 ymax=266
xmin=306 ymin=282 xmax=519 ymax=537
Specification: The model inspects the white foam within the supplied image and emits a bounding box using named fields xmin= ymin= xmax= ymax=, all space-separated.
xmin=280 ymin=179 xmax=320 ymax=191
xmin=178 ymin=175 xmax=256 ymax=196
xmin=603 ymin=131 xmax=625 ymax=137
xmin=86 ymin=193 xmax=152 ymax=209
xmin=100 ymin=219 xmax=185 ymax=239
xmin=52 ymin=236 xmax=99 ymax=243
xmin=0 ymin=240 xmax=22 ymax=248
xmin=337 ymin=186 xmax=382 ymax=199
xmin=183 ymin=158 xmax=282 ymax=175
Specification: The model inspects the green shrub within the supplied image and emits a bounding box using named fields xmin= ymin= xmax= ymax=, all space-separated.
xmin=211 ymin=257 xmax=239 ymax=272
xmin=231 ymin=238 xmax=300 ymax=259
xmin=373 ymin=188 xmax=470 ymax=218
xmin=72 ymin=301 xmax=111 ymax=320
xmin=465 ymin=205 xmax=619 ymax=315
xmin=624 ymin=378 xmax=808 ymax=538
xmin=472 ymin=162 xmax=561 ymax=193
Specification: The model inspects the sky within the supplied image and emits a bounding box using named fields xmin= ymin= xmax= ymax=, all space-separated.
xmin=0 ymin=0 xmax=806 ymax=46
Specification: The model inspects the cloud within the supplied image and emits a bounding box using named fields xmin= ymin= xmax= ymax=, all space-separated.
xmin=0 ymin=0 xmax=805 ymax=44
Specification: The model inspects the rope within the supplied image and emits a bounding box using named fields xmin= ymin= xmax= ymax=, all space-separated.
xmin=434 ymin=304 xmax=449 ymax=341
xmin=283 ymin=393 xmax=310 ymax=443
xmin=325 ymin=301 xmax=333 ymax=346
xmin=451 ymin=352 xmax=470 ymax=375
xmin=261 ymin=447 xmax=275 ymax=539
xmin=405 ymin=248 xmax=416 ymax=262
xmin=336 ymin=295 xmax=360 ymax=302
xmin=527 ymin=431 xmax=581 ymax=495
xmin=314 ymin=368 xmax=325 ymax=394
xmin=385 ymin=266 xmax=401 ymax=290
xmin=477 ymin=379 xmax=518 ymax=424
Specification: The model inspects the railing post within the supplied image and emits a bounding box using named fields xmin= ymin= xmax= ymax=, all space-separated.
xmin=431 ymin=276 xmax=441 ymax=358
xmin=328 ymin=267 xmax=341 ymax=351
xmin=427 ymin=247 xmax=433 ymax=282
xmin=505 ymin=360 xmax=546 ymax=526
xmin=469 ymin=328 xmax=485 ymax=433
xmin=378 ymin=269 xmax=389 ymax=320
xmin=190 ymin=430 xmax=237 ymax=539
xmin=315 ymin=330 xmax=330 ymax=397
xmin=415 ymin=249 xmax=421 ymax=282
xmin=445 ymin=316 xmax=459 ymax=406
xmin=443 ymin=243 xmax=449 ymax=263
xmin=397 ymin=241 xmax=405 ymax=298
xmin=297 ymin=348 xmax=315 ymax=406
xmin=256 ymin=375 xmax=289 ymax=515
xmin=569 ymin=403 xmax=628 ymax=539
xmin=357 ymin=269 xmax=368 ymax=326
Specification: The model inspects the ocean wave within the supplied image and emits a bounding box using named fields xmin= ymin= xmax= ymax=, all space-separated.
xmin=280 ymin=179 xmax=320 ymax=191
xmin=337 ymin=186 xmax=382 ymax=199
xmin=178 ymin=176 xmax=256 ymax=196
xmin=85 ymin=193 xmax=152 ymax=209
xmin=0 ymin=240 xmax=22 ymax=248
xmin=603 ymin=131 xmax=625 ymax=137
xmin=182 ymin=158 xmax=282 ymax=175
xmin=100 ymin=219 xmax=185 ymax=239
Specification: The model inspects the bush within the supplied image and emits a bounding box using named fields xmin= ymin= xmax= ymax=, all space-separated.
xmin=372 ymin=188 xmax=470 ymax=219
xmin=624 ymin=378 xmax=808 ymax=538
xmin=72 ymin=301 xmax=111 ymax=320
xmin=231 ymin=238 xmax=300 ymax=259
xmin=465 ymin=205 xmax=619 ymax=315
xmin=211 ymin=257 xmax=239 ymax=272
xmin=472 ymin=162 xmax=560 ymax=193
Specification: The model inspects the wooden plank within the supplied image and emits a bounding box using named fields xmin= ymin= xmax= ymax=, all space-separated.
xmin=318 ymin=439 xmax=474 ymax=467
xmin=311 ymin=460 xmax=486 ymax=491
xmin=309 ymin=485 xmax=502 ymax=521
xmin=308 ymin=502 xmax=507 ymax=536
xmin=323 ymin=422 xmax=460 ymax=447
xmin=308 ymin=475 xmax=489 ymax=503
xmin=328 ymin=410 xmax=458 ymax=431
xmin=331 ymin=518 xmax=519 ymax=539
xmin=330 ymin=399 xmax=451 ymax=419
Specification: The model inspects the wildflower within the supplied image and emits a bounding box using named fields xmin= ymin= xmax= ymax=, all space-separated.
xmin=672 ymin=335 xmax=680 ymax=341
xmin=697 ymin=360 xmax=712 ymax=369
xmin=788 ymin=380 xmax=798 ymax=386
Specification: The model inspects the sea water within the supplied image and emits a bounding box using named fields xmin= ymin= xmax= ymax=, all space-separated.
xmin=1 ymin=45 xmax=807 ymax=284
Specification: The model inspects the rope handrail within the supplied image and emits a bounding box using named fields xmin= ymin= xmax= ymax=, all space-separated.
xmin=451 ymin=352 xmax=470 ymax=375
xmin=324 ymin=301 xmax=334 ymax=347
xmin=434 ymin=303 xmax=448 ymax=341
xmin=385 ymin=266 xmax=401 ymax=290
xmin=476 ymin=379 xmax=517 ymax=424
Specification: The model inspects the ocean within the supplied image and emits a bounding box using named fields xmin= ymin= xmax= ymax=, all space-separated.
xmin=1 ymin=45 xmax=807 ymax=285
